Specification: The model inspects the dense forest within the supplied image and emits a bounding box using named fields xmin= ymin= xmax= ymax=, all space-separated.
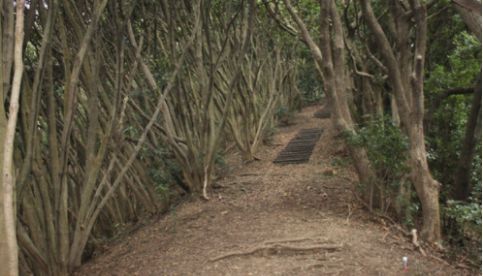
xmin=0 ymin=0 xmax=481 ymax=275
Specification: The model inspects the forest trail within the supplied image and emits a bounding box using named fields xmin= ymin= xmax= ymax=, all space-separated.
xmin=76 ymin=106 xmax=468 ymax=276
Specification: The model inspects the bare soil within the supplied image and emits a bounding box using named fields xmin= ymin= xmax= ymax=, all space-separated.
xmin=76 ymin=106 xmax=475 ymax=276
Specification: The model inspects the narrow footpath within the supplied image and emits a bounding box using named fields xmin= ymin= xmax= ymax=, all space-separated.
xmin=77 ymin=106 xmax=470 ymax=276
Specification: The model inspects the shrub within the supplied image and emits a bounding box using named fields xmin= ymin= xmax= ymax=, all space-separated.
xmin=274 ymin=106 xmax=295 ymax=126
xmin=346 ymin=117 xmax=414 ymax=223
xmin=346 ymin=116 xmax=409 ymax=187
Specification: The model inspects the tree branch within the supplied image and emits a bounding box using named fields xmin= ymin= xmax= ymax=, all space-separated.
xmin=432 ymin=87 xmax=475 ymax=109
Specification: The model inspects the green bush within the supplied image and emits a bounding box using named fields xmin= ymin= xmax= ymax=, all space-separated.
xmin=445 ymin=200 xmax=481 ymax=230
xmin=444 ymin=197 xmax=481 ymax=263
xmin=346 ymin=117 xmax=409 ymax=185
xmin=274 ymin=106 xmax=295 ymax=126
xmin=444 ymin=176 xmax=482 ymax=247
xmin=346 ymin=117 xmax=415 ymax=223
xmin=140 ymin=146 xmax=182 ymax=195
xmin=262 ymin=124 xmax=277 ymax=145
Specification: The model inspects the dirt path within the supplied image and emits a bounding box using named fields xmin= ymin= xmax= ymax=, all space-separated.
xmin=76 ymin=106 xmax=471 ymax=276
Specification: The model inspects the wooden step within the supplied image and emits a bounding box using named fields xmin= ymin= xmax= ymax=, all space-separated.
xmin=273 ymin=128 xmax=323 ymax=165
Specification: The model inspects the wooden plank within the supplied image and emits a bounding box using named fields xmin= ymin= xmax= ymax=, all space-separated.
xmin=273 ymin=128 xmax=323 ymax=164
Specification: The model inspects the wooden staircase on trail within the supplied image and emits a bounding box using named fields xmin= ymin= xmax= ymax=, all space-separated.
xmin=273 ymin=128 xmax=323 ymax=165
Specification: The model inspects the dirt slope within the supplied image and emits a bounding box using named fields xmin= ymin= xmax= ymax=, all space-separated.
xmin=76 ymin=106 xmax=472 ymax=276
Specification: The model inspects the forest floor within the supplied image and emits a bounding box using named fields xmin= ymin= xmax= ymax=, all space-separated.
xmin=76 ymin=106 xmax=475 ymax=276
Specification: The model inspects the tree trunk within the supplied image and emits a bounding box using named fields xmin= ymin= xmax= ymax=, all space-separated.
xmin=360 ymin=0 xmax=441 ymax=242
xmin=408 ymin=124 xmax=442 ymax=241
xmin=283 ymin=0 xmax=377 ymax=196
xmin=2 ymin=1 xmax=25 ymax=275
xmin=0 ymin=2 xmax=10 ymax=275
xmin=0 ymin=83 xmax=9 ymax=276
xmin=390 ymin=94 xmax=400 ymax=126
xmin=453 ymin=73 xmax=481 ymax=200
xmin=452 ymin=0 xmax=481 ymax=41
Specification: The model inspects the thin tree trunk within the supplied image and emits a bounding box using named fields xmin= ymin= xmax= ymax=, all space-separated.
xmin=0 ymin=2 xmax=9 ymax=274
xmin=453 ymin=73 xmax=481 ymax=200
xmin=2 ymin=1 xmax=25 ymax=275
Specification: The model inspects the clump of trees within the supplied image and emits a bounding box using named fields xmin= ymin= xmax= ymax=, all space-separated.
xmin=0 ymin=0 xmax=480 ymax=275
xmin=0 ymin=1 xmax=301 ymax=275
xmin=272 ymin=0 xmax=480 ymax=246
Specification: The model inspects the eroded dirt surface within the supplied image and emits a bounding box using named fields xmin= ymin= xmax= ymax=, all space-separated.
xmin=76 ymin=106 xmax=473 ymax=276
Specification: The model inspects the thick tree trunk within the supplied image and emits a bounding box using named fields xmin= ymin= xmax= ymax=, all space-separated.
xmin=453 ymin=73 xmax=481 ymax=200
xmin=407 ymin=124 xmax=442 ymax=241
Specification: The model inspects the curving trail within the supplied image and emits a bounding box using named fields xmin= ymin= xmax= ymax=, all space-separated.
xmin=76 ymin=106 xmax=469 ymax=276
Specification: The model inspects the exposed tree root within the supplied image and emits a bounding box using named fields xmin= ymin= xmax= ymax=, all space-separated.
xmin=210 ymin=243 xmax=342 ymax=262
xmin=429 ymin=254 xmax=450 ymax=266
xmin=351 ymin=190 xmax=462 ymax=268
xmin=411 ymin=229 xmax=427 ymax=256
xmin=263 ymin=237 xmax=325 ymax=245
xmin=351 ymin=190 xmax=410 ymax=234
